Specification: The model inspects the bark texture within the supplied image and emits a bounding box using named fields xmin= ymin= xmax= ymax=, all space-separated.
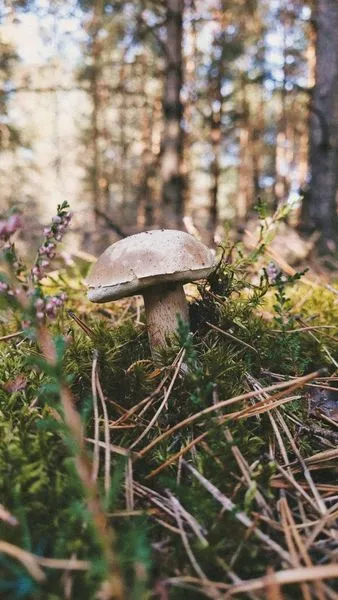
xmin=161 ymin=0 xmax=185 ymax=228
xmin=305 ymin=0 xmax=338 ymax=250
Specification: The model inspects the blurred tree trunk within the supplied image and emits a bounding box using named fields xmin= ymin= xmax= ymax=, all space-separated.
xmin=251 ymin=90 xmax=264 ymax=202
xmin=209 ymin=74 xmax=222 ymax=245
xmin=119 ymin=62 xmax=128 ymax=221
xmin=90 ymin=1 xmax=103 ymax=226
xmin=207 ymin=3 xmax=224 ymax=246
xmin=274 ymin=7 xmax=290 ymax=208
xmin=183 ymin=0 xmax=197 ymax=224
xmin=237 ymin=82 xmax=253 ymax=223
xmin=302 ymin=0 xmax=338 ymax=251
xmin=137 ymin=94 xmax=154 ymax=229
xmin=161 ymin=0 xmax=185 ymax=228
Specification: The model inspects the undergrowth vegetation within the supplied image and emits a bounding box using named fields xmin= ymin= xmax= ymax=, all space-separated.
xmin=0 ymin=204 xmax=337 ymax=599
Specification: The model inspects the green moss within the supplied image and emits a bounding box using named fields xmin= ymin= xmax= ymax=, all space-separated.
xmin=0 ymin=249 xmax=337 ymax=599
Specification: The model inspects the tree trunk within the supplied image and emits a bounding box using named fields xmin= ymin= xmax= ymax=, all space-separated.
xmin=137 ymin=94 xmax=154 ymax=229
xmin=90 ymin=2 xmax=103 ymax=226
xmin=161 ymin=0 xmax=185 ymax=228
xmin=237 ymin=82 xmax=254 ymax=224
xmin=119 ymin=63 xmax=128 ymax=221
xmin=209 ymin=97 xmax=221 ymax=246
xmin=303 ymin=0 xmax=338 ymax=251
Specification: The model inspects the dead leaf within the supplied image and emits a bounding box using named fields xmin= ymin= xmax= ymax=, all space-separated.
xmin=3 ymin=375 xmax=27 ymax=393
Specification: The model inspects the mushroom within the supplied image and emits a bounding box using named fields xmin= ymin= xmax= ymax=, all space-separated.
xmin=86 ymin=230 xmax=216 ymax=354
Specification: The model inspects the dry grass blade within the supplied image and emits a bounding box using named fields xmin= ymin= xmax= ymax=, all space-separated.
xmin=272 ymin=480 xmax=338 ymax=495
xmin=275 ymin=410 xmax=327 ymax=515
xmin=282 ymin=498 xmax=328 ymax=600
xmin=223 ymin=564 xmax=338 ymax=597
xmin=267 ymin=409 xmax=290 ymax=466
xmin=0 ymin=330 xmax=24 ymax=342
xmin=166 ymin=492 xmax=208 ymax=547
xmin=231 ymin=394 xmax=301 ymax=420
xmin=61 ymin=552 xmax=76 ymax=600
xmin=146 ymin=432 xmax=208 ymax=479
xmin=270 ymin=326 xmax=337 ymax=333
xmin=0 ymin=539 xmax=90 ymax=577
xmin=305 ymin=448 xmax=338 ymax=466
xmin=0 ymin=540 xmax=46 ymax=582
xmin=146 ymin=392 xmax=310 ymax=479
xmin=274 ymin=463 xmax=321 ymax=514
xmin=133 ymin=483 xmax=179 ymax=526
xmin=85 ymin=437 xmax=140 ymax=459
xmin=108 ymin=509 xmax=158 ymax=517
xmin=91 ymin=350 xmax=100 ymax=482
xmin=36 ymin=556 xmax=90 ymax=570
xmin=224 ymin=427 xmax=272 ymax=517
xmin=304 ymin=505 xmax=338 ymax=550
xmin=68 ymin=310 xmax=96 ymax=339
xmin=317 ymin=413 xmax=338 ymax=430
xmin=138 ymin=370 xmax=322 ymax=458
xmin=182 ymin=460 xmax=292 ymax=565
xmin=246 ymin=374 xmax=329 ymax=523
xmin=146 ymin=390 xmax=309 ymax=479
xmin=95 ymin=371 xmax=111 ymax=498
xmin=125 ymin=456 xmax=134 ymax=511
xmin=166 ymin=562 xmax=338 ymax=595
xmin=168 ymin=493 xmax=210 ymax=585
xmin=134 ymin=483 xmax=208 ymax=545
xmin=264 ymin=566 xmax=285 ymax=600
xmin=278 ymin=498 xmax=314 ymax=600
xmin=206 ymin=321 xmax=259 ymax=354
xmin=225 ymin=569 xmax=262 ymax=600
xmin=112 ymin=351 xmax=181 ymax=426
xmin=129 ymin=349 xmax=185 ymax=449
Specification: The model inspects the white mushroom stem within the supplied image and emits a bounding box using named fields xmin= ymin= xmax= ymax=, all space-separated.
xmin=142 ymin=283 xmax=189 ymax=352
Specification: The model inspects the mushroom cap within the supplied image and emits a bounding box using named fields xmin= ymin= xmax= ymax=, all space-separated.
xmin=86 ymin=229 xmax=216 ymax=303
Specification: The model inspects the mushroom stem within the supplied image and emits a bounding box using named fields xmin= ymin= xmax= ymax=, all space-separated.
xmin=143 ymin=283 xmax=189 ymax=352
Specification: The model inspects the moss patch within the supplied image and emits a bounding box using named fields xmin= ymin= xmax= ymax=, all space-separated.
xmin=0 ymin=244 xmax=337 ymax=599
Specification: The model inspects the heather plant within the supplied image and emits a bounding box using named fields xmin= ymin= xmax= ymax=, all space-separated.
xmin=0 ymin=202 xmax=72 ymax=330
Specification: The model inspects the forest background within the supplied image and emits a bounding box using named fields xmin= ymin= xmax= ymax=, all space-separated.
xmin=0 ymin=0 xmax=337 ymax=257
xmin=1 ymin=3 xmax=338 ymax=598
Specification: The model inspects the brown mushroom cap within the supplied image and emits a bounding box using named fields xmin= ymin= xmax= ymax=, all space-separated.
xmin=86 ymin=229 xmax=216 ymax=303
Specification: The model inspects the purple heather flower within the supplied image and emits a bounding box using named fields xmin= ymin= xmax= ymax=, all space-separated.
xmin=0 ymin=214 xmax=23 ymax=240
xmin=266 ymin=261 xmax=279 ymax=284
xmin=31 ymin=266 xmax=41 ymax=279
xmin=34 ymin=298 xmax=44 ymax=309
xmin=7 ymin=214 xmax=23 ymax=235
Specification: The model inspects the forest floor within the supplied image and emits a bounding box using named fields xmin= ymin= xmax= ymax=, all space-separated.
xmin=0 ymin=205 xmax=337 ymax=599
